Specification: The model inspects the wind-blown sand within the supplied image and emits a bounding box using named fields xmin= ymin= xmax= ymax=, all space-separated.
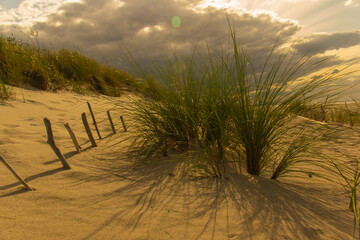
xmin=0 ymin=87 xmax=357 ymax=239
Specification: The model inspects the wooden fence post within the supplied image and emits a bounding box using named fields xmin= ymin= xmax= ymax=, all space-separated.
xmin=107 ymin=110 xmax=116 ymax=134
xmin=87 ymin=102 xmax=102 ymax=139
xmin=43 ymin=118 xmax=71 ymax=170
xmin=120 ymin=116 xmax=127 ymax=132
xmin=81 ymin=113 xmax=97 ymax=147
xmin=0 ymin=154 xmax=33 ymax=190
xmin=64 ymin=123 xmax=82 ymax=153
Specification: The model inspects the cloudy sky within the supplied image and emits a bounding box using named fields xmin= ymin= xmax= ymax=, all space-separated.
xmin=0 ymin=0 xmax=360 ymax=92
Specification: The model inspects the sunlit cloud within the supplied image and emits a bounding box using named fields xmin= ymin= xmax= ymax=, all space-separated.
xmin=19 ymin=0 xmax=301 ymax=69
xmin=195 ymin=0 xmax=318 ymax=10
xmin=0 ymin=0 xmax=359 ymax=88
xmin=0 ymin=0 xmax=81 ymax=26
xmin=345 ymin=0 xmax=360 ymax=7
xmin=294 ymin=31 xmax=360 ymax=55
xmin=284 ymin=0 xmax=318 ymax=2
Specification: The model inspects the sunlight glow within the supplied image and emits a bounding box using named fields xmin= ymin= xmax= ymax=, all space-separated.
xmin=53 ymin=21 xmax=62 ymax=27
xmin=112 ymin=0 xmax=125 ymax=8
xmin=345 ymin=0 xmax=360 ymax=6
xmin=137 ymin=25 xmax=164 ymax=35
xmin=154 ymin=25 xmax=163 ymax=31
xmin=195 ymin=0 xmax=298 ymax=26
xmin=0 ymin=0 xmax=82 ymax=26
xmin=139 ymin=27 xmax=151 ymax=34
xmin=197 ymin=0 xmax=241 ymax=9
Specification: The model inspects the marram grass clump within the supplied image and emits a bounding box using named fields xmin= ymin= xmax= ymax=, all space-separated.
xmin=0 ymin=78 xmax=11 ymax=99
xmin=300 ymin=101 xmax=360 ymax=126
xmin=0 ymin=34 xmax=141 ymax=97
xmin=128 ymin=24 xmax=345 ymax=179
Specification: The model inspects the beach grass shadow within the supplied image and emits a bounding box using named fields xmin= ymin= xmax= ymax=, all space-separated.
xmin=80 ymin=153 xmax=353 ymax=240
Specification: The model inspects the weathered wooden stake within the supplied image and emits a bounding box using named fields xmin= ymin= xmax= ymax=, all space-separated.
xmin=43 ymin=118 xmax=71 ymax=169
xmin=107 ymin=110 xmax=116 ymax=134
xmin=120 ymin=116 xmax=127 ymax=132
xmin=64 ymin=123 xmax=82 ymax=153
xmin=82 ymin=113 xmax=97 ymax=147
xmin=0 ymin=154 xmax=33 ymax=190
xmin=87 ymin=102 xmax=101 ymax=139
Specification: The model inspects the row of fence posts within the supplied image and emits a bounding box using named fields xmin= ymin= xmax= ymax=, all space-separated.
xmin=0 ymin=102 xmax=127 ymax=191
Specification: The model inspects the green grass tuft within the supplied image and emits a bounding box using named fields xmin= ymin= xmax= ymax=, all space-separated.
xmin=0 ymin=34 xmax=141 ymax=97
xmin=127 ymin=19 xmax=347 ymax=178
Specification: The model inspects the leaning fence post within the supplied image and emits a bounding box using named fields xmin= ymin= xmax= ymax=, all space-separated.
xmin=64 ymin=123 xmax=82 ymax=153
xmin=0 ymin=154 xmax=33 ymax=190
xmin=87 ymin=102 xmax=101 ymax=139
xmin=107 ymin=110 xmax=116 ymax=134
xmin=82 ymin=113 xmax=97 ymax=147
xmin=120 ymin=116 xmax=127 ymax=132
xmin=43 ymin=118 xmax=71 ymax=170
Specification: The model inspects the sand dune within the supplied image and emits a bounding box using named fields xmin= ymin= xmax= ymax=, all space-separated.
xmin=0 ymin=87 xmax=357 ymax=239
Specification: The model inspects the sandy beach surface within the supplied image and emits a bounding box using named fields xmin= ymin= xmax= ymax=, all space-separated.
xmin=0 ymin=87 xmax=358 ymax=239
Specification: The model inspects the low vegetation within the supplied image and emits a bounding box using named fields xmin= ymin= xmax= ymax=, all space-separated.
xmin=319 ymin=152 xmax=360 ymax=239
xmin=0 ymin=34 xmax=142 ymax=99
xmin=127 ymin=22 xmax=360 ymax=237
xmin=300 ymin=101 xmax=360 ymax=126
xmin=128 ymin=22 xmax=348 ymax=179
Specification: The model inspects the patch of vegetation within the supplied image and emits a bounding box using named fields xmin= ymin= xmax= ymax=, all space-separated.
xmin=318 ymin=152 xmax=360 ymax=239
xmin=300 ymin=101 xmax=360 ymax=126
xmin=128 ymin=22 xmax=345 ymax=179
xmin=0 ymin=78 xmax=11 ymax=99
xmin=127 ymin=21 xmax=360 ymax=238
xmin=0 ymin=34 xmax=141 ymax=98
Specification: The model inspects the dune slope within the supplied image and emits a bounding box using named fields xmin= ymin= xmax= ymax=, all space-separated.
xmin=0 ymin=87 xmax=356 ymax=240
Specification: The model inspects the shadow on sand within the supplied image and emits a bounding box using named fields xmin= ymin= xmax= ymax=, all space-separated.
xmin=0 ymin=132 xmax=353 ymax=239
xmin=0 ymin=136 xmax=100 ymax=197
xmin=76 ymin=144 xmax=353 ymax=240
xmin=0 ymin=167 xmax=66 ymax=195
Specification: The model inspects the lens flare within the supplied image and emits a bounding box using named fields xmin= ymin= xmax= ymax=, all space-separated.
xmin=171 ymin=16 xmax=181 ymax=27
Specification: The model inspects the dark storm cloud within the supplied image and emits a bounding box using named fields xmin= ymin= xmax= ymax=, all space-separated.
xmin=294 ymin=31 xmax=360 ymax=55
xmin=25 ymin=0 xmax=301 ymax=69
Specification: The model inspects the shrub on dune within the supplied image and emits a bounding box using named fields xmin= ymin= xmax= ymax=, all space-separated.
xmin=228 ymin=31 xmax=339 ymax=177
xmin=128 ymin=20 xmax=347 ymax=178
